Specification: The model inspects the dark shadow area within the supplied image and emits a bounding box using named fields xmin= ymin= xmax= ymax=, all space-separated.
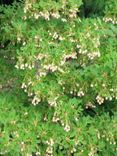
xmin=83 ymin=100 xmax=117 ymax=118
xmin=0 ymin=0 xmax=22 ymax=5
xmin=79 ymin=0 xmax=106 ymax=18
xmin=0 ymin=0 xmax=14 ymax=5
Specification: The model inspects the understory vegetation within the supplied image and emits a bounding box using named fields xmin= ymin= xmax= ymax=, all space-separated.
xmin=0 ymin=0 xmax=117 ymax=155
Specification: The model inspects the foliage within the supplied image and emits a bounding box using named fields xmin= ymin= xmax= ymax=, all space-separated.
xmin=0 ymin=0 xmax=117 ymax=155
xmin=0 ymin=92 xmax=117 ymax=155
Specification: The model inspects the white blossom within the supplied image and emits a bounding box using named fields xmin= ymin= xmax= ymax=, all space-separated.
xmin=64 ymin=124 xmax=70 ymax=132
xmin=96 ymin=95 xmax=104 ymax=105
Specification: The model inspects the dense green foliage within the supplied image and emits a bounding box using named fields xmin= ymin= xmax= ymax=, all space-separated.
xmin=0 ymin=91 xmax=117 ymax=155
xmin=0 ymin=0 xmax=117 ymax=155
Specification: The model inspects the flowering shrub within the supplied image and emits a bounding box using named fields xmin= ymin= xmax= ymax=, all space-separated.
xmin=0 ymin=0 xmax=117 ymax=155
xmin=0 ymin=92 xmax=117 ymax=155
xmin=103 ymin=0 xmax=117 ymax=24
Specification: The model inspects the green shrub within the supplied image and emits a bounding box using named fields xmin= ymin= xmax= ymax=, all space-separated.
xmin=0 ymin=92 xmax=117 ymax=155
xmin=0 ymin=0 xmax=117 ymax=155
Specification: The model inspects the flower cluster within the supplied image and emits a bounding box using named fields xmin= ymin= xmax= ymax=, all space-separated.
xmin=69 ymin=8 xmax=78 ymax=18
xmin=36 ymin=53 xmax=47 ymax=60
xmin=49 ymin=31 xmax=65 ymax=41
xmin=61 ymin=121 xmax=71 ymax=132
xmin=32 ymin=95 xmax=41 ymax=105
xmin=96 ymin=95 xmax=104 ymax=105
xmin=46 ymin=139 xmax=54 ymax=156
xmin=63 ymin=52 xmax=77 ymax=61
xmin=52 ymin=112 xmax=60 ymax=123
xmin=88 ymin=147 xmax=97 ymax=156
xmin=43 ymin=64 xmax=58 ymax=72
xmin=50 ymin=11 xmax=60 ymax=19
xmin=15 ymin=62 xmax=35 ymax=70
xmin=71 ymin=147 xmax=77 ymax=153
xmin=103 ymin=17 xmax=117 ymax=24
xmin=85 ymin=102 xmax=96 ymax=109
xmin=23 ymin=0 xmax=80 ymax=21
xmin=20 ymin=142 xmax=25 ymax=152
xmin=48 ymin=98 xmax=57 ymax=107
xmin=23 ymin=0 xmax=32 ymax=13
xmin=87 ymin=51 xmax=101 ymax=60
xmin=77 ymin=90 xmax=85 ymax=97
xmin=64 ymin=124 xmax=71 ymax=132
